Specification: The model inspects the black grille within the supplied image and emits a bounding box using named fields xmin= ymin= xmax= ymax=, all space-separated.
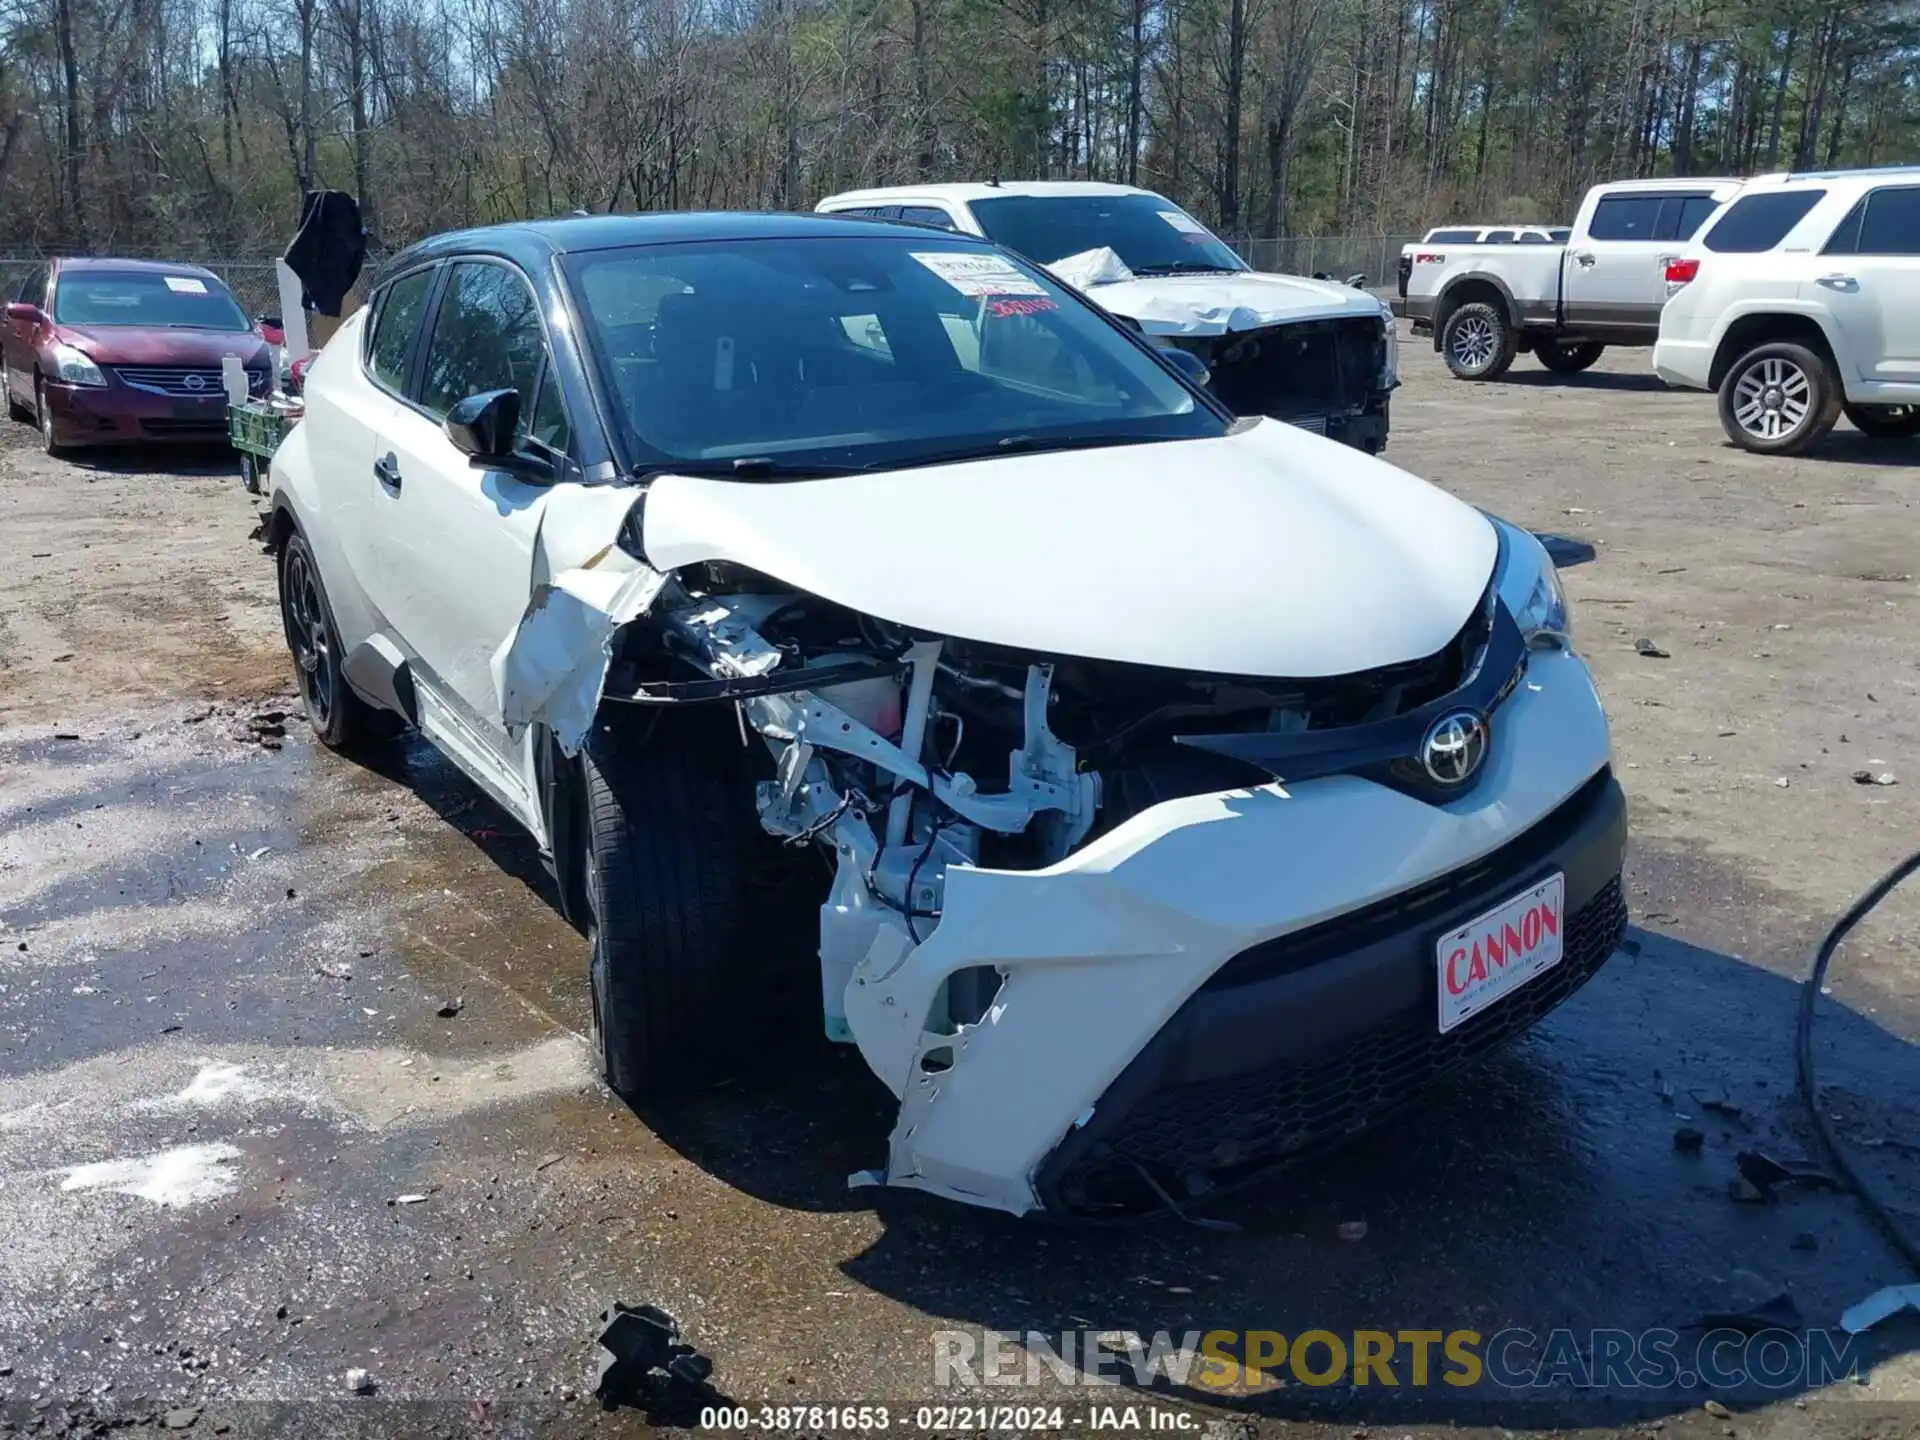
xmin=140 ymin=418 xmax=228 ymax=437
xmin=1202 ymin=316 xmax=1384 ymax=419
xmin=113 ymin=364 xmax=225 ymax=397
xmin=1055 ymin=875 xmax=1628 ymax=1205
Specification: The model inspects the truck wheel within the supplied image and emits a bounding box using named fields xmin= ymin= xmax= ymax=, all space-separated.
xmin=1718 ymin=343 xmax=1841 ymax=456
xmin=1538 ymin=342 xmax=1605 ymax=374
xmin=238 ymin=452 xmax=262 ymax=494
xmin=1441 ymin=302 xmax=1516 ymax=381
xmin=1843 ymin=403 xmax=1920 ymax=440
xmin=581 ymin=727 xmax=771 ymax=1098
xmin=278 ymin=530 xmax=403 ymax=751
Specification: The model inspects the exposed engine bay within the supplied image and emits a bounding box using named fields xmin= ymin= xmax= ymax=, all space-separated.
xmin=1164 ymin=316 xmax=1393 ymax=453
xmin=592 ymin=558 xmax=1479 ymax=1048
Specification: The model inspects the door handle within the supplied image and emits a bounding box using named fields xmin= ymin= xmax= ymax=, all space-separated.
xmin=373 ymin=452 xmax=402 ymax=492
xmin=1573 ymin=252 xmax=1597 ymax=267
xmin=1817 ymin=273 xmax=1858 ymax=290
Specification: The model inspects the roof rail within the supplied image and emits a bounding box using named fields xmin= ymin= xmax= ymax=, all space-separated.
xmin=1782 ymin=162 xmax=1920 ymax=181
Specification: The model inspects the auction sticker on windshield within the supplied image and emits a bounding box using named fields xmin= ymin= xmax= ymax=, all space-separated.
xmin=164 ymin=276 xmax=210 ymax=294
xmin=1158 ymin=210 xmax=1208 ymax=234
xmin=1436 ymin=874 xmax=1564 ymax=1034
xmin=912 ymin=252 xmax=1046 ymax=297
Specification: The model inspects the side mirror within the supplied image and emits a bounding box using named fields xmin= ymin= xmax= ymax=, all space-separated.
xmin=1161 ymin=347 xmax=1211 ymax=388
xmin=445 ymin=388 xmax=552 ymax=480
xmin=1113 ymin=313 xmax=1145 ymax=334
xmin=5 ymin=302 xmax=46 ymax=323
xmin=1345 ymin=273 xmax=1368 ymax=289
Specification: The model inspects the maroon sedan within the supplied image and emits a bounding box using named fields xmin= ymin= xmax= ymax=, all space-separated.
xmin=2 ymin=258 xmax=272 ymax=455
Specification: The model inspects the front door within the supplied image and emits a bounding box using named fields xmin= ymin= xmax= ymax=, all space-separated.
xmin=362 ymin=257 xmax=576 ymax=785
xmin=1815 ymin=184 xmax=1920 ymax=388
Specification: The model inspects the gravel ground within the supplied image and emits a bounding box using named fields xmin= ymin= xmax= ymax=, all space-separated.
xmin=1 ymin=333 xmax=1917 ymax=1440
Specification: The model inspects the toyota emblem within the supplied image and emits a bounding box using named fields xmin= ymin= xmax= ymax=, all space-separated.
xmin=1420 ymin=710 xmax=1489 ymax=786
xmin=183 ymin=373 xmax=206 ymax=391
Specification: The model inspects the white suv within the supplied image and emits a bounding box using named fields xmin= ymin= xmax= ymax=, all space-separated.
xmin=1654 ymin=167 xmax=1920 ymax=454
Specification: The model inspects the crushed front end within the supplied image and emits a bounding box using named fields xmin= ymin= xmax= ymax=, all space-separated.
xmin=500 ymin=503 xmax=1622 ymax=1219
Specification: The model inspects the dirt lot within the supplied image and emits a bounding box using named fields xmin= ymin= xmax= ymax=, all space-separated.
xmin=2 ymin=335 xmax=1918 ymax=1439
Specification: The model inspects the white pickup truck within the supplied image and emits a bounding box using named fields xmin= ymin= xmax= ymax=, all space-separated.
xmin=1395 ymin=178 xmax=1744 ymax=380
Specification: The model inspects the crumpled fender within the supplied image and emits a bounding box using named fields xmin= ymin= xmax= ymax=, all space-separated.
xmin=490 ymin=488 xmax=664 ymax=756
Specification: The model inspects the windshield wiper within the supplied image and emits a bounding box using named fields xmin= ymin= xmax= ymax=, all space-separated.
xmin=891 ymin=432 xmax=1168 ymax=471
xmin=631 ymin=456 xmax=867 ymax=482
xmin=1129 ymin=262 xmax=1241 ymax=276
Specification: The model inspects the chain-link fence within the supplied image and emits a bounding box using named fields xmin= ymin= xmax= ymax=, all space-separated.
xmin=2 ymin=237 xmax=1421 ymax=316
xmin=1230 ymin=234 xmax=1421 ymax=289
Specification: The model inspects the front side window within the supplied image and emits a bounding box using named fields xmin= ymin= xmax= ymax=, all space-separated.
xmin=968 ymin=194 xmax=1246 ymax=275
xmin=1483 ymin=230 xmax=1516 ymax=244
xmin=1426 ymin=229 xmax=1480 ymax=244
xmin=1587 ymin=196 xmax=1664 ymax=241
xmin=17 ymin=267 xmax=47 ymax=309
xmin=52 ymin=269 xmax=250 ymax=330
xmin=417 ymin=260 xmax=568 ymax=451
xmin=1707 ymin=190 xmax=1826 ymax=254
xmin=367 ymin=267 xmax=436 ymax=395
xmin=564 ymin=235 xmax=1220 ymax=474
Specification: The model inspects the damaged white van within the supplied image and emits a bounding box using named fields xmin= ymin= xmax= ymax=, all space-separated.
xmin=267 ymin=212 xmax=1628 ymax=1220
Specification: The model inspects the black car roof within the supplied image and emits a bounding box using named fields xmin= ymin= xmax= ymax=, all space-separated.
xmin=381 ymin=210 xmax=991 ymax=277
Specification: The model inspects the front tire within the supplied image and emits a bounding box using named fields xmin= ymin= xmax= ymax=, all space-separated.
xmin=1441 ymin=302 xmax=1516 ymax=381
xmin=1844 ymin=403 xmax=1920 ymax=440
xmin=36 ymin=379 xmax=64 ymax=457
xmin=581 ymin=729 xmax=772 ymax=1098
xmin=1538 ymin=341 xmax=1605 ymax=374
xmin=1717 ymin=342 xmax=1841 ymax=455
xmin=277 ymin=530 xmax=400 ymax=751
xmin=2 ymin=368 xmax=30 ymax=423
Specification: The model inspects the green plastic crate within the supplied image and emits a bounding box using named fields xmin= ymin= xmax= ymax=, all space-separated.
xmin=228 ymin=400 xmax=300 ymax=459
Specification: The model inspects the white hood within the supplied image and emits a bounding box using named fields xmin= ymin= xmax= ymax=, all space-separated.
xmin=639 ymin=420 xmax=1496 ymax=678
xmin=1080 ymin=270 xmax=1384 ymax=336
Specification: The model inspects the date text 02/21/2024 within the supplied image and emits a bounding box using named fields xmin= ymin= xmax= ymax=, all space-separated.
xmin=696 ymin=1404 xmax=1201 ymax=1431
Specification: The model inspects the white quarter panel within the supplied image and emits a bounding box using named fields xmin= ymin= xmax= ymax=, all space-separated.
xmin=641 ymin=420 xmax=1498 ymax=677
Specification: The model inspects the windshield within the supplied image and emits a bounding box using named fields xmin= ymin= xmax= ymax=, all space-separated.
xmin=53 ymin=270 xmax=251 ymax=331
xmin=564 ymin=235 xmax=1225 ymax=474
xmin=967 ymin=194 xmax=1247 ymax=275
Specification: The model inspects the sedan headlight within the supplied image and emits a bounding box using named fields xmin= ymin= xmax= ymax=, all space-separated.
xmin=1492 ymin=519 xmax=1571 ymax=651
xmin=48 ymin=343 xmax=106 ymax=388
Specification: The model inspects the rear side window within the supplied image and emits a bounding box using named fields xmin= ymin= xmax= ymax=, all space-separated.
xmin=1426 ymin=229 xmax=1480 ymax=244
xmin=898 ymin=206 xmax=957 ymax=230
xmin=1825 ymin=186 xmax=1920 ymax=257
xmin=1656 ymin=194 xmax=1721 ymax=241
xmin=367 ymin=268 xmax=436 ymax=394
xmin=1705 ymin=190 xmax=1825 ymax=253
xmin=1587 ymin=196 xmax=1664 ymax=241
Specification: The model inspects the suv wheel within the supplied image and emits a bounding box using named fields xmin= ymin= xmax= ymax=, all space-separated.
xmin=278 ymin=530 xmax=402 ymax=751
xmin=1843 ymin=403 xmax=1920 ymax=440
xmin=580 ymin=730 xmax=769 ymax=1098
xmin=1538 ymin=341 xmax=1605 ymax=374
xmin=1717 ymin=342 xmax=1841 ymax=456
xmin=1441 ymin=302 xmax=1516 ymax=381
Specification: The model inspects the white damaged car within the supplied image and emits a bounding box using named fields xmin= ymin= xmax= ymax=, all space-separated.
xmin=267 ymin=212 xmax=1627 ymax=1219
xmin=817 ymin=182 xmax=1398 ymax=453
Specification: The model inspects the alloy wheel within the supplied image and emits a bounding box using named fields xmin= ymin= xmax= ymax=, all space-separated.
xmin=1732 ymin=357 xmax=1812 ymax=442
xmin=1449 ymin=316 xmax=1496 ymax=372
xmin=283 ymin=548 xmax=335 ymax=730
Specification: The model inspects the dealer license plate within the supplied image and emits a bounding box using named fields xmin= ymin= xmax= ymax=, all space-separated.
xmin=1435 ymin=873 xmax=1565 ymax=1034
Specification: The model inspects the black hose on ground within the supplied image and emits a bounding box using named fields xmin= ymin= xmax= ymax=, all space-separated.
xmin=1795 ymin=845 xmax=1920 ymax=1276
